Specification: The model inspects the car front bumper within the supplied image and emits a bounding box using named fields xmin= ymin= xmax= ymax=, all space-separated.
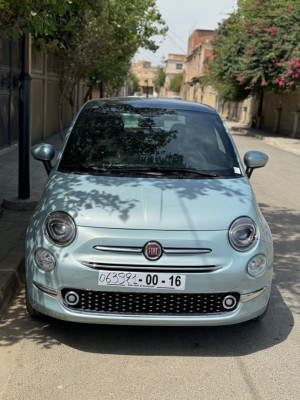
xmin=28 ymin=281 xmax=271 ymax=326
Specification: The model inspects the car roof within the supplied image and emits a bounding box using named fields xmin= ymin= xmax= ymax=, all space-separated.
xmin=83 ymin=97 xmax=217 ymax=114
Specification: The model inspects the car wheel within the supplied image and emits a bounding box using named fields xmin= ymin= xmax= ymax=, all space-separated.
xmin=25 ymin=285 xmax=43 ymax=319
xmin=252 ymin=301 xmax=269 ymax=321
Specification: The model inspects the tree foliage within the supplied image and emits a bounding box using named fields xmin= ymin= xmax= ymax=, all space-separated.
xmin=0 ymin=0 xmax=167 ymax=131
xmin=204 ymin=0 xmax=300 ymax=101
xmin=57 ymin=0 xmax=167 ymax=103
xmin=169 ymin=72 xmax=183 ymax=94
xmin=154 ymin=67 xmax=166 ymax=93
xmin=0 ymin=0 xmax=89 ymax=48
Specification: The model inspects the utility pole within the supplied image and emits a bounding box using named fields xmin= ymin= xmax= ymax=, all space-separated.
xmin=18 ymin=33 xmax=31 ymax=199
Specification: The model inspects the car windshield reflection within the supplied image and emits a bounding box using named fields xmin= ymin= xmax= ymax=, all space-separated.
xmin=59 ymin=102 xmax=242 ymax=178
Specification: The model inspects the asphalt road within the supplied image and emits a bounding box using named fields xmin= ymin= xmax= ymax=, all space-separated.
xmin=0 ymin=134 xmax=299 ymax=400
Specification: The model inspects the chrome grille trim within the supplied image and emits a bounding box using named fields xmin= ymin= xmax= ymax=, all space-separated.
xmin=81 ymin=262 xmax=222 ymax=272
xmin=93 ymin=245 xmax=212 ymax=255
xmin=163 ymin=249 xmax=212 ymax=255
xmin=94 ymin=245 xmax=143 ymax=253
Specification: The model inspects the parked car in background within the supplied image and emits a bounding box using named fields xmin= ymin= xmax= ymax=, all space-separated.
xmin=26 ymin=98 xmax=273 ymax=325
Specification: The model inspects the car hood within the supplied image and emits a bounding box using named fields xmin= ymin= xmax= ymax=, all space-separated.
xmin=40 ymin=171 xmax=258 ymax=231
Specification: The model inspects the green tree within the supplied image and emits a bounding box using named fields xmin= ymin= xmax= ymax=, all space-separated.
xmin=154 ymin=67 xmax=166 ymax=94
xmin=127 ymin=73 xmax=140 ymax=95
xmin=204 ymin=0 xmax=300 ymax=101
xmin=0 ymin=0 xmax=167 ymax=131
xmin=57 ymin=0 xmax=167 ymax=117
xmin=169 ymin=72 xmax=183 ymax=94
xmin=0 ymin=0 xmax=90 ymax=49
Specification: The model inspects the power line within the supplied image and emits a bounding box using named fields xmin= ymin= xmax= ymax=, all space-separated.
xmin=169 ymin=29 xmax=187 ymax=47
xmin=166 ymin=33 xmax=186 ymax=54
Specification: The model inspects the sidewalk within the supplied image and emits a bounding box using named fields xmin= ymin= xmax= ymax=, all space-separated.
xmin=225 ymin=120 xmax=300 ymax=156
xmin=0 ymin=123 xmax=299 ymax=314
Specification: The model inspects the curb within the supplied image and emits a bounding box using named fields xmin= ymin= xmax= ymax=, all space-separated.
xmin=230 ymin=126 xmax=300 ymax=156
xmin=0 ymin=259 xmax=25 ymax=315
xmin=2 ymin=198 xmax=39 ymax=211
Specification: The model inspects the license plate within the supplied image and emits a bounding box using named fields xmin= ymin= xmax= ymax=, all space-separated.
xmin=98 ymin=270 xmax=186 ymax=290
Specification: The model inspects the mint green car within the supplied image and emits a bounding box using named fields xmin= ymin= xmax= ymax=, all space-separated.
xmin=26 ymin=98 xmax=273 ymax=325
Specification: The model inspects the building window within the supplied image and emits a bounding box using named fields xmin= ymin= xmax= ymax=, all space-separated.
xmin=176 ymin=64 xmax=183 ymax=70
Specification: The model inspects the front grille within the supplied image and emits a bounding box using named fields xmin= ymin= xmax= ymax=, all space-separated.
xmin=61 ymin=289 xmax=239 ymax=314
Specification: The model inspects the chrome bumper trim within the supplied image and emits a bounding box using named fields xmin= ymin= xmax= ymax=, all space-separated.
xmin=93 ymin=245 xmax=212 ymax=255
xmin=81 ymin=262 xmax=222 ymax=272
xmin=33 ymin=281 xmax=59 ymax=298
xmin=240 ymin=287 xmax=267 ymax=303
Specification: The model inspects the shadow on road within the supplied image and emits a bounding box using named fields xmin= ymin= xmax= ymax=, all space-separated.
xmin=259 ymin=203 xmax=300 ymax=316
xmin=0 ymin=284 xmax=293 ymax=357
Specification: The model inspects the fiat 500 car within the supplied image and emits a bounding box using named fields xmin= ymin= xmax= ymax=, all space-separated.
xmin=26 ymin=98 xmax=273 ymax=326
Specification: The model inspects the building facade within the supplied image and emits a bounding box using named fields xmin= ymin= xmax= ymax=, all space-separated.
xmin=131 ymin=60 xmax=159 ymax=96
xmin=183 ymin=29 xmax=215 ymax=105
xmin=162 ymin=54 xmax=186 ymax=97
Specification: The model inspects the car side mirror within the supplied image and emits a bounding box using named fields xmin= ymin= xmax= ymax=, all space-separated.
xmin=31 ymin=143 xmax=55 ymax=175
xmin=244 ymin=151 xmax=268 ymax=178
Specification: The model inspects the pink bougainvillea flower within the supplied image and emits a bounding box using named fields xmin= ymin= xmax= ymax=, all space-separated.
xmin=261 ymin=80 xmax=267 ymax=86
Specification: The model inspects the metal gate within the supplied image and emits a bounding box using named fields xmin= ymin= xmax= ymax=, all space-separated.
xmin=0 ymin=39 xmax=21 ymax=149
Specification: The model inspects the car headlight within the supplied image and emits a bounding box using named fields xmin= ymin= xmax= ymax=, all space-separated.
xmin=45 ymin=211 xmax=76 ymax=246
xmin=229 ymin=217 xmax=258 ymax=251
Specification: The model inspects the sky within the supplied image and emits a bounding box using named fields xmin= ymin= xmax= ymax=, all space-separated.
xmin=134 ymin=0 xmax=237 ymax=66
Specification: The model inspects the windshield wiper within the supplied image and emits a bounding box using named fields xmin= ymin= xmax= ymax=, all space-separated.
xmin=59 ymin=165 xmax=218 ymax=177
xmin=101 ymin=166 xmax=218 ymax=177
xmin=141 ymin=167 xmax=218 ymax=177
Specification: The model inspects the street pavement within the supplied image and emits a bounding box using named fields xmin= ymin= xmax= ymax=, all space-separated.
xmin=0 ymin=121 xmax=299 ymax=314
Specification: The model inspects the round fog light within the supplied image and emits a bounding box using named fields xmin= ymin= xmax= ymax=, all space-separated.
xmin=247 ymin=254 xmax=267 ymax=277
xmin=64 ymin=291 xmax=80 ymax=306
xmin=34 ymin=248 xmax=56 ymax=271
xmin=223 ymin=295 xmax=237 ymax=310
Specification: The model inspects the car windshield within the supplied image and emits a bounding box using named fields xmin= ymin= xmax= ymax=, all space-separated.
xmin=58 ymin=102 xmax=242 ymax=178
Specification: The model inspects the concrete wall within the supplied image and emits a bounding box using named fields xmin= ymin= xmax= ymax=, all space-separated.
xmin=184 ymin=77 xmax=299 ymax=137
xmin=30 ymin=45 xmax=88 ymax=144
xmin=262 ymin=89 xmax=300 ymax=137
